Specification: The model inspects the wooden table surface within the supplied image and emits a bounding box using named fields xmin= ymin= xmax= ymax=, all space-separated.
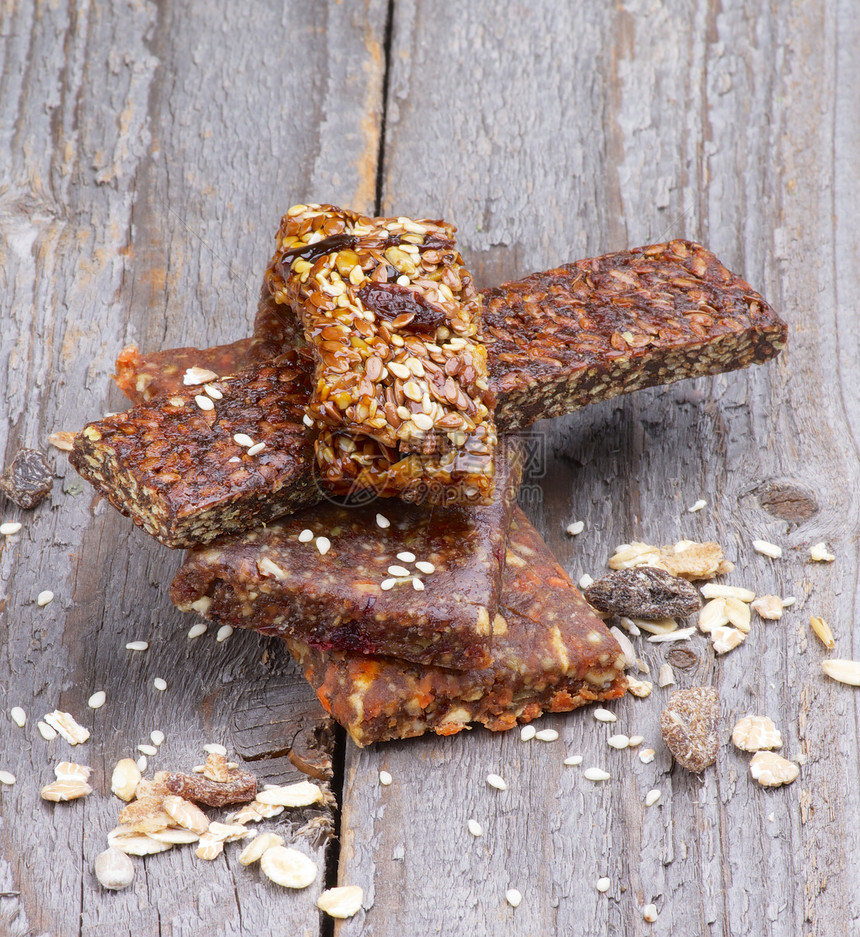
xmin=2 ymin=1 xmax=857 ymax=935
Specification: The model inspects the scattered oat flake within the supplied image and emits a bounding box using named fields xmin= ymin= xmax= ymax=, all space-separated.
xmin=126 ymin=640 xmax=149 ymax=651
xmin=750 ymin=751 xmax=799 ymax=787
xmin=687 ymin=499 xmax=707 ymax=513
xmin=0 ymin=770 xmax=16 ymax=785
xmin=48 ymin=431 xmax=76 ymax=451
xmin=505 ymin=889 xmax=522 ymax=908
xmin=44 ymin=710 xmax=90 ymax=745
xmin=55 ymin=761 xmax=91 ymax=782
xmin=732 ymin=716 xmax=783 ymax=752
xmin=753 ymin=539 xmax=783 ymax=559
xmin=520 ymin=725 xmax=536 ymax=741
xmin=647 ymin=626 xmax=695 ymax=643
xmin=468 ymin=819 xmax=483 ymax=836
xmin=10 ymin=707 xmax=26 ymax=727
xmin=583 ymin=767 xmax=611 ymax=781
xmin=315 ymin=536 xmax=331 ymax=555
xmin=751 ymin=595 xmax=784 ymax=620
xmin=111 ymin=759 xmax=141 ymax=801
xmin=317 ymin=885 xmax=364 ymax=920
xmin=711 ymin=625 xmax=746 ymax=654
xmin=256 ymin=780 xmax=323 ymax=807
xmin=187 ymin=622 xmax=207 ymax=639
xmin=809 ymin=616 xmax=835 ymax=649
xmin=593 ymin=708 xmax=617 ymax=723
xmin=535 ymin=728 xmax=559 ymax=742
xmin=378 ymin=771 xmax=392 ymax=786
xmin=698 ymin=598 xmax=728 ymax=633
xmin=36 ymin=590 xmax=54 ymax=607
xmin=607 ymin=735 xmax=629 ymax=750
xmin=216 ymin=625 xmax=234 ymax=643
xmin=809 ymin=542 xmax=835 ymax=562
xmin=260 ymin=846 xmax=318 ymax=889
xmin=487 ymin=773 xmax=507 ymax=791
xmin=639 ymin=748 xmax=656 ymax=764
xmin=1 ymin=521 xmax=22 ymax=536
xmin=821 ymin=659 xmax=860 ymax=686
xmin=724 ymin=597 xmax=752 ymax=632
xmin=239 ymin=832 xmax=285 ymax=866
xmin=153 ymin=678 xmax=167 ymax=691
xmin=563 ymin=755 xmax=583 ymax=766
xmin=566 ymin=521 xmax=585 ymax=536
xmin=108 ymin=826 xmax=173 ymax=856
xmin=660 ymin=686 xmax=719 ymax=773
xmin=596 ymin=877 xmax=610 ymax=893
xmin=88 ymin=691 xmax=106 ymax=709
xmin=41 ymin=778 xmax=92 ymax=801
xmin=643 ymin=903 xmax=658 ymax=923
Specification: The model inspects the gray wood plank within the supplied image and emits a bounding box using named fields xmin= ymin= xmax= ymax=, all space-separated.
xmin=0 ymin=1 xmax=387 ymax=935
xmin=335 ymin=2 xmax=860 ymax=936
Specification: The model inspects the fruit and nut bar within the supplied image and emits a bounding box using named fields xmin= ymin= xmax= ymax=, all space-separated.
xmin=265 ymin=204 xmax=495 ymax=457
xmin=285 ymin=510 xmax=628 ymax=746
xmin=483 ymin=239 xmax=788 ymax=431
xmin=70 ymin=353 xmax=317 ymax=549
xmin=170 ymin=446 xmax=522 ymax=671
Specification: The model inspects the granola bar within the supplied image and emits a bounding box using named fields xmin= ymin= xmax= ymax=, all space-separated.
xmin=70 ymin=354 xmax=317 ymax=548
xmin=170 ymin=446 xmax=522 ymax=671
xmin=285 ymin=510 xmax=628 ymax=746
xmin=483 ymin=239 xmax=788 ymax=430
xmin=265 ymin=204 xmax=495 ymax=458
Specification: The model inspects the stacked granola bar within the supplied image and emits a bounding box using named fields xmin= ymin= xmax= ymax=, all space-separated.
xmin=70 ymin=206 xmax=787 ymax=746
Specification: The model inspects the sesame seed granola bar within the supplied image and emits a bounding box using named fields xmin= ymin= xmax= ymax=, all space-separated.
xmin=284 ymin=510 xmax=628 ymax=746
xmin=264 ymin=204 xmax=496 ymax=459
xmin=169 ymin=446 xmax=522 ymax=671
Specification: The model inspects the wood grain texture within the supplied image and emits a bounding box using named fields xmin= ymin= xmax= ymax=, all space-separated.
xmin=335 ymin=2 xmax=860 ymax=936
xmin=0 ymin=1 xmax=387 ymax=935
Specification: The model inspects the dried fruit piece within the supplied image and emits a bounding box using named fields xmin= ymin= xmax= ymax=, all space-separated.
xmin=583 ymin=567 xmax=701 ymax=620
xmin=711 ymin=626 xmax=746 ymax=654
xmin=238 ymin=832 xmax=285 ymax=866
xmin=317 ymin=884 xmax=364 ymax=919
xmin=255 ymin=780 xmax=324 ymax=808
xmin=41 ymin=778 xmax=93 ymax=801
xmin=750 ymin=751 xmax=799 ymax=787
xmin=809 ymin=616 xmax=835 ymax=649
xmin=731 ymin=716 xmax=783 ymax=751
xmin=95 ymin=847 xmax=135 ymax=890
xmin=260 ymin=845 xmax=318 ymax=888
xmin=0 ymin=448 xmax=53 ymax=509
xmin=43 ymin=710 xmax=90 ymax=745
xmin=162 ymin=763 xmax=257 ymax=807
xmin=660 ymin=686 xmax=719 ymax=773
xmin=821 ymin=659 xmax=860 ymax=686
xmin=751 ymin=595 xmax=784 ymax=620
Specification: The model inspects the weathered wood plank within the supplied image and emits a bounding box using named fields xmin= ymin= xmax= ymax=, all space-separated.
xmin=0 ymin=2 xmax=387 ymax=935
xmin=335 ymin=2 xmax=860 ymax=936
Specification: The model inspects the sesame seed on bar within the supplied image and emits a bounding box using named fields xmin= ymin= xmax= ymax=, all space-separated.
xmin=194 ymin=395 xmax=214 ymax=412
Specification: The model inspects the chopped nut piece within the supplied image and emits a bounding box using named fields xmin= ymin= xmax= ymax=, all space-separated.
xmin=41 ymin=778 xmax=93 ymax=802
xmin=626 ymin=677 xmax=653 ymax=698
xmin=239 ymin=832 xmax=286 ymax=866
xmin=43 ymin=710 xmax=90 ymax=746
xmin=111 ymin=759 xmax=142 ymax=801
xmin=255 ymin=780 xmax=324 ymax=807
xmin=162 ymin=795 xmax=210 ymax=835
xmin=711 ymin=626 xmax=746 ymax=654
xmin=609 ymin=627 xmax=637 ymax=670
xmin=1 ymin=448 xmax=53 ymax=509
xmin=810 ymin=616 xmax=836 ymax=649
xmin=750 ymin=751 xmax=799 ymax=787
xmin=660 ymin=686 xmax=719 ymax=773
xmin=731 ymin=716 xmax=783 ymax=752
xmin=95 ymin=847 xmax=135 ymax=890
xmin=821 ymin=659 xmax=860 ymax=686
xmin=260 ymin=845 xmax=318 ymax=889
xmin=700 ymin=583 xmax=756 ymax=602
xmin=48 ymin=431 xmax=76 ymax=451
xmin=752 ymin=539 xmax=783 ymax=559
xmin=317 ymin=884 xmax=364 ymax=919
xmin=751 ymin=595 xmax=784 ymax=620
xmin=658 ymin=664 xmax=676 ymax=688
xmin=638 ymin=748 xmax=656 ymax=764
xmin=809 ymin=542 xmax=835 ymax=562
xmin=724 ymin=597 xmax=752 ymax=633
xmin=584 ymin=567 xmax=700 ymax=620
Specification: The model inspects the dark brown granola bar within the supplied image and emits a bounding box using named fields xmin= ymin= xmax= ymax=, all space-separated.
xmin=70 ymin=353 xmax=317 ymax=548
xmin=284 ymin=510 xmax=628 ymax=746
xmin=169 ymin=446 xmax=522 ymax=671
xmin=483 ymin=239 xmax=787 ymax=430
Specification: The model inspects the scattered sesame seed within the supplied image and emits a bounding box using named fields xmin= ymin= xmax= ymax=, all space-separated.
xmin=782 ymin=596 xmax=797 ymax=607
xmin=644 ymin=789 xmax=662 ymax=807
xmin=486 ymin=773 xmax=507 ymax=791
xmin=302 ymin=413 xmax=314 ymax=428
xmin=228 ymin=455 xmax=241 ymax=463
xmin=216 ymin=625 xmax=234 ymax=643
xmin=10 ymin=707 xmax=26 ymax=727
xmin=809 ymin=542 xmax=835 ymax=562
xmin=150 ymin=730 xmax=165 ymax=746
xmin=753 ymin=539 xmax=783 ymax=559
xmin=194 ymin=394 xmax=214 ymax=412
xmin=396 ymin=551 xmax=416 ymax=563
xmin=578 ymin=573 xmax=594 ymax=589
xmin=37 ymin=721 xmax=58 ymax=741
xmin=125 ymin=641 xmax=149 ymax=651
xmin=643 ymin=903 xmax=658 ymax=923
xmin=1 ymin=521 xmax=22 ymax=536
xmin=535 ymin=729 xmax=559 ymax=742
xmin=387 ymin=565 xmax=410 ymax=577
xmin=298 ymin=529 xmax=314 ymax=543
xmin=596 ymin=878 xmax=610 ymax=893
xmin=520 ymin=725 xmax=536 ymax=741
xmin=566 ymin=521 xmax=585 ymax=536
xmin=153 ymin=678 xmax=167 ymax=692
xmin=380 ymin=579 xmax=396 ymax=591
xmin=136 ymin=755 xmax=147 ymax=772
xmin=414 ymin=560 xmax=435 ymax=575
xmin=316 ymin=536 xmax=331 ymax=556
xmin=607 ymin=734 xmax=629 ymax=750
xmin=247 ymin=442 xmax=266 ymax=456
xmin=375 ymin=514 xmax=390 ymax=529
xmin=505 ymin=889 xmax=522 ymax=908
xmin=204 ymin=743 xmax=227 ymax=756
xmin=36 ymin=590 xmax=54 ymax=607
xmin=563 ymin=755 xmax=583 ymax=766
xmin=88 ymin=691 xmax=106 ymax=709
xmin=627 ymin=735 xmax=645 ymax=747
xmin=687 ymin=499 xmax=707 ymax=513
xmin=204 ymin=383 xmax=223 ymax=400
xmin=233 ymin=433 xmax=254 ymax=447
xmin=378 ymin=770 xmax=392 ymax=786
xmin=187 ymin=622 xmax=207 ymax=639
xmin=468 ymin=819 xmax=483 ymax=837
xmin=138 ymin=744 xmax=157 ymax=756
xmin=639 ymin=748 xmax=656 ymax=764
xmin=0 ymin=770 xmax=17 ymax=785
xmin=583 ymin=767 xmax=611 ymax=782
xmin=593 ymin=708 xmax=617 ymax=723
xmin=183 ymin=367 xmax=218 ymax=386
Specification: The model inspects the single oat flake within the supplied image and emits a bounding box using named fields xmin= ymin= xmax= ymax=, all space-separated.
xmin=732 ymin=716 xmax=783 ymax=752
xmin=317 ymin=885 xmax=364 ymax=919
xmin=750 ymin=751 xmax=799 ymax=787
xmin=751 ymin=595 xmax=784 ymax=620
xmin=260 ymin=846 xmax=318 ymax=889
